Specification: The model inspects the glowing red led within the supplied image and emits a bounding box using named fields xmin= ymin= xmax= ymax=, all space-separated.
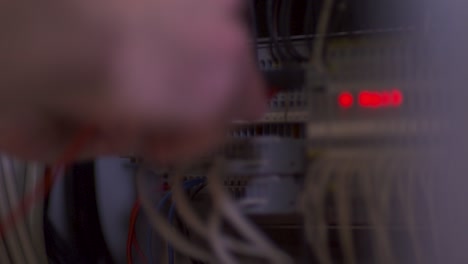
xmin=358 ymin=91 xmax=371 ymax=107
xmin=381 ymin=91 xmax=392 ymax=105
xmin=391 ymin=89 xmax=403 ymax=107
xmin=338 ymin=92 xmax=354 ymax=108
xmin=359 ymin=91 xmax=381 ymax=108
xmin=338 ymin=89 xmax=404 ymax=109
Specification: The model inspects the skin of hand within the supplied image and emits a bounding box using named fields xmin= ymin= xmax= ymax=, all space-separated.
xmin=0 ymin=0 xmax=266 ymax=163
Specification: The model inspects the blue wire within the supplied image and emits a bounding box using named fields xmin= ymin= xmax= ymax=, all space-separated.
xmin=148 ymin=178 xmax=205 ymax=264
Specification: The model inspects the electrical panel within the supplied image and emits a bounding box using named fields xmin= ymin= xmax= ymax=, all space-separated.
xmin=4 ymin=0 xmax=465 ymax=264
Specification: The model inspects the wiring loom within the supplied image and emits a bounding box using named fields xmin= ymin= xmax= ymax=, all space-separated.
xmin=0 ymin=127 xmax=95 ymax=263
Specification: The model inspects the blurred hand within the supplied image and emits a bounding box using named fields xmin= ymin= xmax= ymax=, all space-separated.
xmin=0 ymin=0 xmax=266 ymax=163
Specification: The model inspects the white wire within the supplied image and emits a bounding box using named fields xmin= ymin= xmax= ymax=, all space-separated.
xmin=377 ymin=157 xmax=397 ymax=264
xmin=206 ymin=159 xmax=293 ymax=264
xmin=303 ymin=159 xmax=333 ymax=264
xmin=170 ymin=167 xmax=271 ymax=258
xmin=26 ymin=163 xmax=48 ymax=264
xmin=334 ymin=160 xmax=356 ymax=264
xmin=0 ymin=159 xmax=12 ymax=264
xmin=0 ymin=155 xmax=26 ymax=264
xmin=359 ymin=157 xmax=394 ymax=264
xmin=311 ymin=0 xmax=334 ymax=74
xmin=398 ymin=165 xmax=422 ymax=264
xmin=207 ymin=198 xmax=268 ymax=264
xmin=0 ymin=169 xmax=10 ymax=264
xmin=423 ymin=166 xmax=439 ymax=262
xmin=208 ymin=208 xmax=236 ymax=264
xmin=135 ymin=168 xmax=214 ymax=262
xmin=13 ymin=160 xmax=26 ymax=198
xmin=1 ymin=156 xmax=37 ymax=264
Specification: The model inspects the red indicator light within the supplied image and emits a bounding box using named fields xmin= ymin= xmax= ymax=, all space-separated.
xmin=358 ymin=90 xmax=403 ymax=108
xmin=359 ymin=91 xmax=381 ymax=108
xmin=338 ymin=89 xmax=403 ymax=108
xmin=339 ymin=89 xmax=403 ymax=109
xmin=338 ymin=92 xmax=354 ymax=108
xmin=381 ymin=91 xmax=392 ymax=105
xmin=391 ymin=89 xmax=403 ymax=107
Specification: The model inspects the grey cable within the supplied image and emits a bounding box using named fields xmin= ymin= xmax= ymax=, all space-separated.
xmin=1 ymin=156 xmax=38 ymax=264
xmin=0 ymin=184 xmax=10 ymax=264
xmin=207 ymin=159 xmax=293 ymax=264
xmin=207 ymin=199 xmax=267 ymax=264
xmin=334 ymin=161 xmax=356 ymax=264
xmin=136 ymin=168 xmax=214 ymax=262
xmin=360 ymin=159 xmax=394 ymax=264
xmin=398 ymin=166 xmax=422 ymax=264
xmin=304 ymin=159 xmax=333 ymax=264
xmin=377 ymin=158 xmax=397 ymax=264
xmin=26 ymin=163 xmax=49 ymax=264
xmin=0 ymin=237 xmax=9 ymax=263
xmin=171 ymin=169 xmax=268 ymax=258
xmin=13 ymin=160 xmax=26 ymax=198
xmin=0 ymin=155 xmax=26 ymax=264
xmin=208 ymin=209 xmax=236 ymax=264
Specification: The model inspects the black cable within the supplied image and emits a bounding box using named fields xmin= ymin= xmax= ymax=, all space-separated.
xmin=248 ymin=0 xmax=259 ymax=61
xmin=65 ymin=162 xmax=115 ymax=264
xmin=279 ymin=0 xmax=293 ymax=61
xmin=267 ymin=0 xmax=285 ymax=64
xmin=44 ymin=218 xmax=86 ymax=264
xmin=43 ymin=178 xmax=86 ymax=264
xmin=281 ymin=0 xmax=306 ymax=62
xmin=304 ymin=0 xmax=315 ymax=55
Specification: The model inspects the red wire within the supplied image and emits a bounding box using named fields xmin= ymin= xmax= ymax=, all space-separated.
xmin=0 ymin=126 xmax=96 ymax=240
xmin=127 ymin=201 xmax=138 ymax=264
xmin=127 ymin=200 xmax=149 ymax=264
xmin=133 ymin=235 xmax=148 ymax=264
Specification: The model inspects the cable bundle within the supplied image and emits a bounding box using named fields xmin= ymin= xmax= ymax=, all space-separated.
xmin=266 ymin=0 xmax=307 ymax=65
xmin=131 ymin=1 xmax=337 ymax=262
xmin=0 ymin=127 xmax=94 ymax=264
xmin=136 ymin=159 xmax=293 ymax=264
xmin=303 ymin=151 xmax=436 ymax=264
xmin=0 ymin=158 xmax=48 ymax=263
